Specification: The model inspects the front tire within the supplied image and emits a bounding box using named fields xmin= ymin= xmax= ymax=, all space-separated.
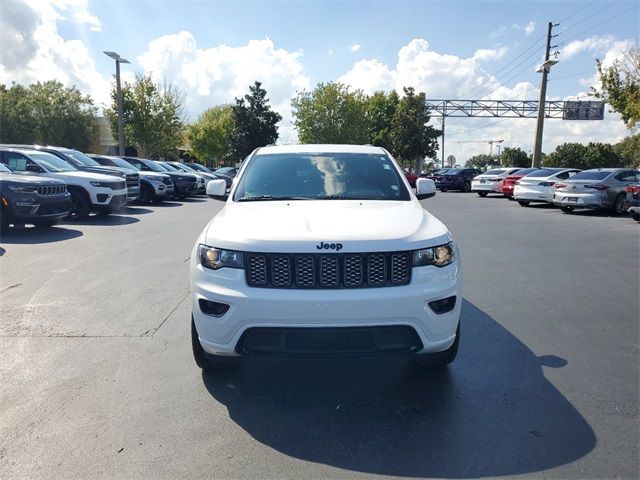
xmin=68 ymin=191 xmax=90 ymax=220
xmin=518 ymin=200 xmax=530 ymax=207
xmin=139 ymin=183 xmax=154 ymax=205
xmin=462 ymin=181 xmax=471 ymax=192
xmin=440 ymin=188 xmax=447 ymax=192
xmin=561 ymin=206 xmax=574 ymax=213
xmin=191 ymin=317 xmax=231 ymax=371
xmin=632 ymin=213 xmax=640 ymax=222
xmin=477 ymin=192 xmax=488 ymax=197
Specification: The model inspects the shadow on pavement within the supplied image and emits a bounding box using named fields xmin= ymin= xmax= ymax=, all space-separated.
xmin=124 ymin=206 xmax=154 ymax=215
xmin=0 ymin=226 xmax=83 ymax=244
xmin=63 ymin=214 xmax=139 ymax=226
xmin=202 ymin=300 xmax=596 ymax=478
xmin=181 ymin=197 xmax=207 ymax=203
xmin=153 ymin=201 xmax=183 ymax=207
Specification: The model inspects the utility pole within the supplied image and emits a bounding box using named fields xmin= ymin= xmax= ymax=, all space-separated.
xmin=532 ymin=22 xmax=558 ymax=168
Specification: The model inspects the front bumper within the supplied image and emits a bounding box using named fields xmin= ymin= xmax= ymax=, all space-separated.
xmin=472 ymin=180 xmax=502 ymax=192
xmin=126 ymin=185 xmax=140 ymax=203
xmin=513 ymin=185 xmax=553 ymax=202
xmin=175 ymin=183 xmax=196 ymax=196
xmin=190 ymin=257 xmax=462 ymax=357
xmin=553 ymin=192 xmax=605 ymax=209
xmin=3 ymin=194 xmax=71 ymax=223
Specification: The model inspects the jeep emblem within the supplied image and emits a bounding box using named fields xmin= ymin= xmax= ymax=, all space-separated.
xmin=316 ymin=241 xmax=343 ymax=251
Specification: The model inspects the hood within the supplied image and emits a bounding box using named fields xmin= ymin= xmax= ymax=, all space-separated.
xmin=80 ymin=165 xmax=126 ymax=177
xmin=139 ymin=171 xmax=169 ymax=180
xmin=0 ymin=173 xmax=66 ymax=185
xmin=50 ymin=171 xmax=124 ymax=182
xmin=205 ymin=200 xmax=452 ymax=253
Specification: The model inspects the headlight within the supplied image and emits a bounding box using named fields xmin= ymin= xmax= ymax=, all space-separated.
xmin=90 ymin=181 xmax=113 ymax=187
xmin=413 ymin=242 xmax=455 ymax=268
xmin=8 ymin=184 xmax=37 ymax=192
xmin=198 ymin=244 xmax=244 ymax=270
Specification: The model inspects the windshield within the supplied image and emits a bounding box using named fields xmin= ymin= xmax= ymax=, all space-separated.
xmin=570 ymin=171 xmax=612 ymax=181
xmin=216 ymin=167 xmax=235 ymax=174
xmin=108 ymin=157 xmax=137 ymax=171
xmin=445 ymin=169 xmax=463 ymax=174
xmin=188 ymin=163 xmax=209 ymax=172
xmin=142 ymin=160 xmax=168 ymax=173
xmin=159 ymin=162 xmax=179 ymax=172
xmin=234 ymin=152 xmax=410 ymax=201
xmin=170 ymin=163 xmax=194 ymax=173
xmin=62 ymin=149 xmax=101 ymax=166
xmin=29 ymin=151 xmax=77 ymax=172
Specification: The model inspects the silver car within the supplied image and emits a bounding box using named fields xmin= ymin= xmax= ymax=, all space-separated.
xmin=553 ymin=168 xmax=640 ymax=214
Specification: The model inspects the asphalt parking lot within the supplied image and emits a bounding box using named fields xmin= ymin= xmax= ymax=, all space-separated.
xmin=1 ymin=194 xmax=638 ymax=479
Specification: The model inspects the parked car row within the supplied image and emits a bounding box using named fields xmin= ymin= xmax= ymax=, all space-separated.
xmin=467 ymin=165 xmax=640 ymax=220
xmin=0 ymin=144 xmax=237 ymax=233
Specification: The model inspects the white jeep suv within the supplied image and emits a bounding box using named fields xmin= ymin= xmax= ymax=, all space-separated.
xmin=190 ymin=145 xmax=462 ymax=370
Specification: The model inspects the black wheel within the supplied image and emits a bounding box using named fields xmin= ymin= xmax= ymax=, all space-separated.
xmin=413 ymin=322 xmax=460 ymax=368
xmin=561 ymin=206 xmax=574 ymax=213
xmin=611 ymin=194 xmax=625 ymax=216
xmin=68 ymin=191 xmax=90 ymax=219
xmin=0 ymin=208 xmax=9 ymax=235
xmin=477 ymin=192 xmax=488 ymax=197
xmin=139 ymin=183 xmax=154 ymax=205
xmin=33 ymin=220 xmax=59 ymax=228
xmin=518 ymin=200 xmax=530 ymax=207
xmin=632 ymin=213 xmax=640 ymax=222
xmin=462 ymin=181 xmax=471 ymax=192
xmin=191 ymin=317 xmax=231 ymax=371
xmin=440 ymin=188 xmax=447 ymax=192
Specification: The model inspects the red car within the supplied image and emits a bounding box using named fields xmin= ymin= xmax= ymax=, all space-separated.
xmin=500 ymin=168 xmax=540 ymax=198
xmin=404 ymin=170 xmax=418 ymax=187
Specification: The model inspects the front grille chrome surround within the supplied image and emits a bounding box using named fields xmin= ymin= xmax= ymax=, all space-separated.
xmin=245 ymin=251 xmax=411 ymax=289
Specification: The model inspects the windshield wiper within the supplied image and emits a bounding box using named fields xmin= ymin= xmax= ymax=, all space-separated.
xmin=315 ymin=194 xmax=372 ymax=200
xmin=236 ymin=195 xmax=311 ymax=202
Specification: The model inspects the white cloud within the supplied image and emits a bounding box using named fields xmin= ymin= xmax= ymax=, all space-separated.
xmin=137 ymin=32 xmax=310 ymax=141
xmin=491 ymin=20 xmax=536 ymax=38
xmin=523 ymin=21 xmax=536 ymax=35
xmin=350 ymin=44 xmax=361 ymax=52
xmin=0 ymin=0 xmax=109 ymax=107
xmin=338 ymin=38 xmax=634 ymax=162
xmin=328 ymin=49 xmax=334 ymax=56
xmin=561 ymin=35 xmax=633 ymax=61
xmin=472 ymin=47 xmax=508 ymax=62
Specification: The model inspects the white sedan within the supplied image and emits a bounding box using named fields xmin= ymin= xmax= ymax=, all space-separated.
xmin=471 ymin=168 xmax=521 ymax=197
xmin=513 ymin=168 xmax=582 ymax=206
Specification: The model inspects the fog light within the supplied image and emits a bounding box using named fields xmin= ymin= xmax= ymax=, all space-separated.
xmin=199 ymin=299 xmax=230 ymax=317
xmin=428 ymin=296 xmax=456 ymax=314
xmin=97 ymin=194 xmax=109 ymax=203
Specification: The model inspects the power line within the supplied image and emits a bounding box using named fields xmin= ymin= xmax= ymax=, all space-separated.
xmin=548 ymin=70 xmax=595 ymax=81
xmin=555 ymin=1 xmax=619 ymax=37
xmin=559 ymin=4 xmax=639 ymax=45
xmin=556 ymin=0 xmax=599 ymax=24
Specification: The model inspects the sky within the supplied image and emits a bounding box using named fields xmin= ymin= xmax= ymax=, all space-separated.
xmin=1 ymin=0 xmax=638 ymax=162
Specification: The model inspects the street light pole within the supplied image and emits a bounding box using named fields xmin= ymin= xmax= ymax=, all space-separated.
xmin=104 ymin=51 xmax=130 ymax=156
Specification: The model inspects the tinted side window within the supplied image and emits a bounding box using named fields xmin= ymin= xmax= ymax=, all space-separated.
xmin=615 ymin=171 xmax=636 ymax=182
xmin=3 ymin=152 xmax=30 ymax=171
xmin=556 ymin=171 xmax=570 ymax=180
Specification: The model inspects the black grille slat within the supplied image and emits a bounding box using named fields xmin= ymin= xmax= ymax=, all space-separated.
xmin=36 ymin=185 xmax=67 ymax=196
xmin=245 ymin=252 xmax=411 ymax=289
xmin=272 ymin=256 xmax=292 ymax=287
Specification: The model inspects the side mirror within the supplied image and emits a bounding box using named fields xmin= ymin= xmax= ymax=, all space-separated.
xmin=26 ymin=164 xmax=44 ymax=173
xmin=416 ymin=178 xmax=436 ymax=200
xmin=206 ymin=179 xmax=228 ymax=201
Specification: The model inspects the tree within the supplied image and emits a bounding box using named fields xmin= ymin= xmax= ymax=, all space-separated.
xmin=465 ymin=154 xmax=495 ymax=170
xmin=228 ymin=81 xmax=282 ymax=160
xmin=292 ymin=82 xmax=369 ymax=145
xmin=591 ymin=47 xmax=640 ymax=129
xmin=366 ymin=90 xmax=399 ymax=151
xmin=187 ymin=105 xmax=233 ymax=163
xmin=613 ymin=134 xmax=640 ymax=168
xmin=389 ymin=87 xmax=440 ymax=173
xmin=544 ymin=142 xmax=623 ymax=169
xmin=499 ymin=147 xmax=530 ymax=167
xmin=105 ymin=74 xmax=184 ymax=159
xmin=0 ymin=81 xmax=96 ymax=150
